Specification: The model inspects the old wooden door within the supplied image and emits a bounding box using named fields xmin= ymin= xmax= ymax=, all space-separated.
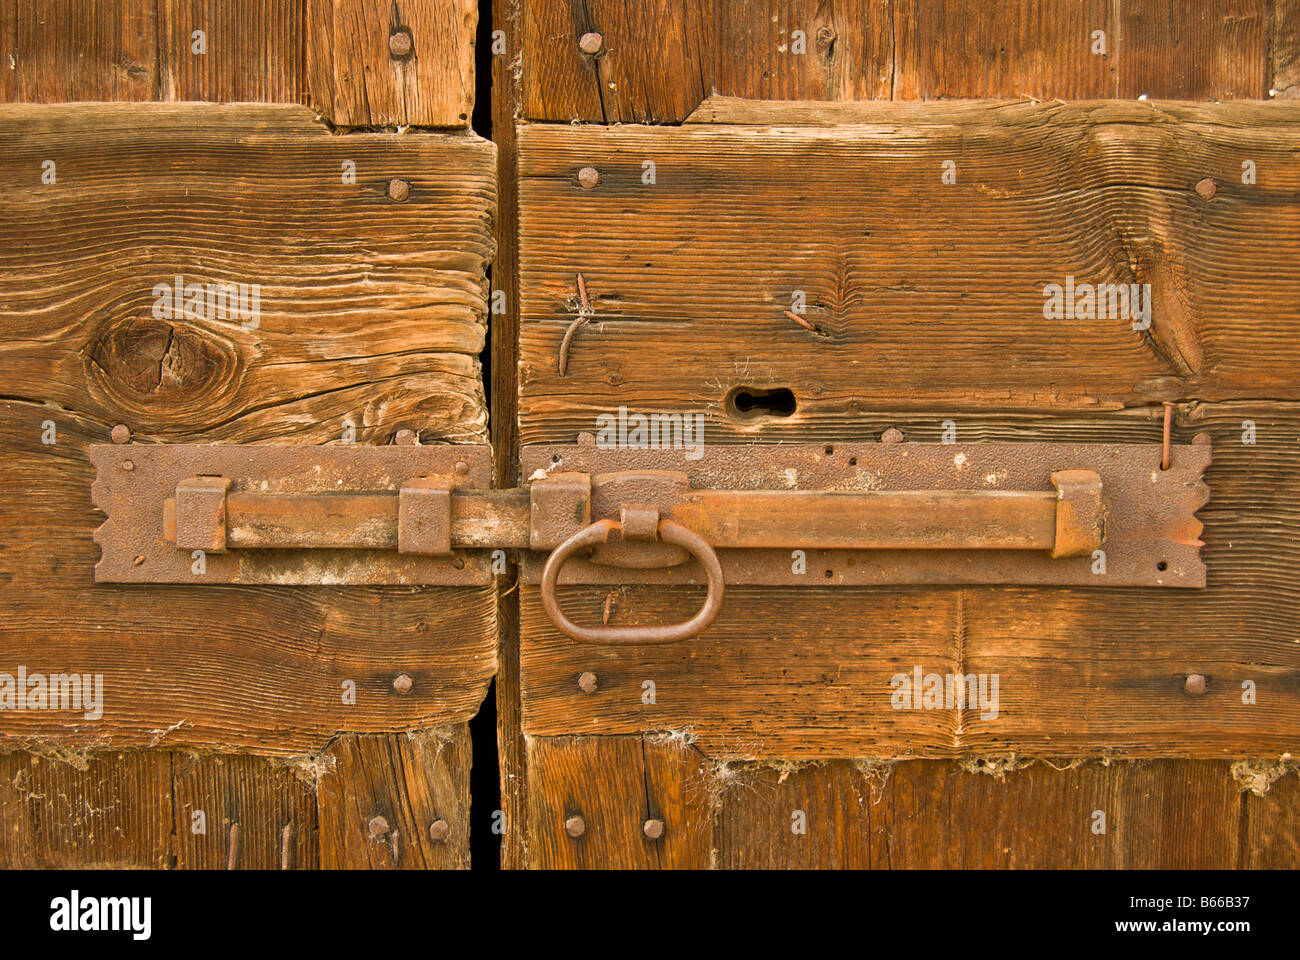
xmin=493 ymin=0 xmax=1300 ymax=869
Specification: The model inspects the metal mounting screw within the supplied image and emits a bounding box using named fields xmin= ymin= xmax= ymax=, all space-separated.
xmin=429 ymin=819 xmax=450 ymax=842
xmin=388 ymin=178 xmax=411 ymax=202
xmin=1184 ymin=673 xmax=1207 ymax=696
xmin=565 ymin=815 xmax=586 ymax=838
xmin=577 ymin=166 xmax=600 ymax=189
xmin=578 ymin=671 xmax=598 ymax=693
xmin=643 ymin=818 xmax=665 ymax=840
xmin=578 ymin=32 xmax=604 ymax=55
xmin=389 ymin=29 xmax=413 ymax=58
xmin=110 ymin=424 xmax=131 ymax=444
xmin=392 ymin=673 xmax=414 ymax=695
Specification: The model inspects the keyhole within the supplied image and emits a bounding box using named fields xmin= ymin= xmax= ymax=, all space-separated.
xmin=727 ymin=386 xmax=797 ymax=419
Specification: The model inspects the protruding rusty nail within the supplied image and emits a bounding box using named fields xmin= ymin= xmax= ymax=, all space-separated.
xmin=388 ymin=178 xmax=411 ymax=202
xmin=393 ymin=428 xmax=416 ymax=445
xmin=578 ymin=31 xmax=604 ymax=55
xmin=132 ymin=555 xmax=145 ymax=566
xmin=110 ymin=424 xmax=131 ymax=444
xmin=429 ymin=819 xmax=450 ymax=842
xmin=783 ymin=309 xmax=817 ymax=333
xmin=643 ymin=818 xmax=665 ymax=840
xmin=121 ymin=459 xmax=135 ymax=472
xmin=565 ymin=815 xmax=586 ymax=838
xmin=1185 ymin=673 xmax=1207 ymax=696
xmin=368 ymin=815 xmax=390 ymax=838
xmin=389 ymin=29 xmax=413 ymax=58
xmin=1195 ymin=178 xmax=1217 ymax=201
xmin=882 ymin=427 xmax=905 ymax=443
xmin=392 ymin=673 xmax=414 ymax=695
xmin=578 ymin=671 xmax=598 ymax=693
xmin=454 ymin=460 xmax=469 ymax=476
xmin=577 ymin=166 xmax=600 ymax=189
xmin=227 ymin=823 xmax=241 ymax=870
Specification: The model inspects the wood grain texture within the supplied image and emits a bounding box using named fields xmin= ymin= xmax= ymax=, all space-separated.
xmin=516 ymin=0 xmax=1279 ymax=120
xmin=519 ymin=402 xmax=1300 ymax=758
xmin=316 ymin=727 xmax=472 ymax=868
xmin=307 ymin=0 xmax=477 ymax=127
xmin=1118 ymin=0 xmax=1269 ymax=100
xmin=894 ymin=0 xmax=1118 ymax=99
xmin=158 ymin=0 xmax=304 ymax=103
xmin=0 ymin=104 xmax=497 ymax=753
xmin=525 ymin=734 xmax=712 ymax=868
xmin=1278 ymin=0 xmax=1300 ymax=98
xmin=518 ymin=102 xmax=1300 ymax=428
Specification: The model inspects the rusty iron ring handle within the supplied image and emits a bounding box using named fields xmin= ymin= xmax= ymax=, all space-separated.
xmin=540 ymin=518 xmax=725 ymax=644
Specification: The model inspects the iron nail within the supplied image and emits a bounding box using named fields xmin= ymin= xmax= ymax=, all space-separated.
xmin=1185 ymin=673 xmax=1207 ymax=696
xmin=1161 ymin=402 xmax=1175 ymax=470
xmin=429 ymin=819 xmax=450 ymax=842
xmin=368 ymin=815 xmax=390 ymax=838
xmin=110 ymin=424 xmax=131 ymax=444
xmin=227 ymin=823 xmax=241 ymax=870
xmin=392 ymin=673 xmax=414 ymax=695
xmin=578 ymin=671 xmax=598 ymax=693
xmin=565 ymin=815 xmax=586 ymax=838
xmin=1195 ymin=178 xmax=1217 ymax=200
xmin=643 ymin=818 xmax=665 ymax=840
xmin=578 ymin=31 xmax=604 ymax=55
xmin=454 ymin=460 xmax=469 ymax=476
xmin=280 ymin=823 xmax=293 ymax=870
xmin=577 ymin=166 xmax=600 ymax=189
xmin=121 ymin=459 xmax=135 ymax=472
xmin=389 ymin=29 xmax=413 ymax=58
xmin=388 ymin=178 xmax=411 ymax=202
xmin=882 ymin=427 xmax=905 ymax=444
xmin=784 ymin=309 xmax=817 ymax=333
xmin=132 ymin=555 xmax=145 ymax=566
xmin=393 ymin=428 xmax=417 ymax=445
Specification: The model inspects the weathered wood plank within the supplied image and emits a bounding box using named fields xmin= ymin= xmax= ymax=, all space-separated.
xmin=519 ymin=402 xmax=1300 ymax=758
xmin=893 ymin=0 xmax=1117 ymax=99
xmin=158 ymin=0 xmax=304 ymax=103
xmin=518 ymin=102 xmax=1300 ymax=428
xmin=525 ymin=734 xmax=712 ymax=868
xmin=1277 ymin=0 xmax=1300 ymax=98
xmin=0 ymin=103 xmax=496 ymax=753
xmin=1243 ymin=765 xmax=1300 ymax=867
xmin=308 ymin=0 xmax=477 ymax=127
xmin=316 ymin=727 xmax=472 ymax=868
xmin=1118 ymin=0 xmax=1270 ymax=100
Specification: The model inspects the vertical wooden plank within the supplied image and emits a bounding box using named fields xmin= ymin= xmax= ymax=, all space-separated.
xmin=714 ymin=0 xmax=892 ymax=102
xmin=526 ymin=735 xmax=712 ymax=869
xmin=1243 ymin=770 xmax=1300 ymax=867
xmin=0 ymin=751 xmax=173 ymax=868
xmin=159 ymin=0 xmax=304 ymax=103
xmin=8 ymin=0 xmax=158 ymax=102
xmin=315 ymin=0 xmax=476 ymax=126
xmin=1276 ymin=0 xmax=1300 ymax=98
xmin=316 ymin=727 xmax=473 ymax=869
xmin=893 ymin=0 xmax=1117 ymax=99
xmin=1118 ymin=0 xmax=1269 ymax=99
xmin=171 ymin=753 xmax=319 ymax=869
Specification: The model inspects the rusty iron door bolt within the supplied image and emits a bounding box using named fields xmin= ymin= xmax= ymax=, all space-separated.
xmin=368 ymin=815 xmax=390 ymax=838
xmin=392 ymin=673 xmax=414 ymax=695
xmin=643 ymin=818 xmax=665 ymax=840
xmin=1195 ymin=178 xmax=1217 ymax=200
xmin=389 ymin=29 xmax=413 ymax=58
xmin=1184 ymin=674 xmax=1207 ymax=696
xmin=578 ymin=32 xmax=604 ymax=55
xmin=565 ymin=815 xmax=586 ymax=838
xmin=388 ymin=179 xmax=411 ymax=202
xmin=110 ymin=424 xmax=131 ymax=444
xmin=577 ymin=166 xmax=600 ymax=189
xmin=429 ymin=819 xmax=450 ymax=842
xmin=577 ymin=671 xmax=598 ymax=693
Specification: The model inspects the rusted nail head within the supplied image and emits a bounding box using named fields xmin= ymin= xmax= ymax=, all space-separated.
xmin=428 ymin=819 xmax=450 ymax=842
xmin=577 ymin=431 xmax=597 ymax=445
xmin=121 ymin=459 xmax=135 ymax=471
xmin=110 ymin=424 xmax=131 ymax=444
xmin=643 ymin=818 xmax=665 ymax=840
xmin=1195 ymin=178 xmax=1217 ymax=200
xmin=1184 ymin=673 xmax=1207 ymax=696
xmin=392 ymin=673 xmax=414 ymax=695
xmin=577 ymin=166 xmax=600 ymax=189
xmin=388 ymin=178 xmax=411 ymax=202
xmin=389 ymin=29 xmax=413 ymax=58
xmin=368 ymin=815 xmax=390 ymax=838
xmin=565 ymin=815 xmax=586 ymax=838
xmin=578 ymin=671 xmax=598 ymax=693
xmin=578 ymin=32 xmax=604 ymax=55
xmin=454 ymin=460 xmax=470 ymax=476
xmin=881 ymin=427 xmax=905 ymax=444
xmin=393 ymin=428 xmax=417 ymax=445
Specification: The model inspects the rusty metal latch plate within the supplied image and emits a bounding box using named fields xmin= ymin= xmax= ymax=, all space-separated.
xmin=91 ymin=444 xmax=493 ymax=585
xmin=518 ymin=440 xmax=1212 ymax=588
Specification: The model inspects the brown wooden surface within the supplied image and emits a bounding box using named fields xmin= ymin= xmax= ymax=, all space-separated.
xmin=0 ymin=103 xmax=496 ymax=753
xmin=1 ymin=0 xmax=477 ymax=126
xmin=516 ymin=0 xmax=1279 ymax=122
xmin=524 ymin=735 xmax=1297 ymax=868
